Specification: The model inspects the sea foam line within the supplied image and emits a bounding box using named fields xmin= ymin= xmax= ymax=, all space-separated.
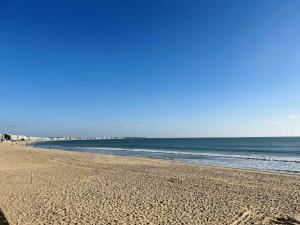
xmin=73 ymin=146 xmax=300 ymax=163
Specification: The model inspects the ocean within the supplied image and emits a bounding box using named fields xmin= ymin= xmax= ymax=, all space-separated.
xmin=32 ymin=137 xmax=300 ymax=174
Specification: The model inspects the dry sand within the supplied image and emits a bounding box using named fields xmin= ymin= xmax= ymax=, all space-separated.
xmin=0 ymin=142 xmax=299 ymax=225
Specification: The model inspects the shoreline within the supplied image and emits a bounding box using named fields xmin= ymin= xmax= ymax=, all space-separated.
xmin=29 ymin=141 xmax=300 ymax=177
xmin=0 ymin=141 xmax=299 ymax=224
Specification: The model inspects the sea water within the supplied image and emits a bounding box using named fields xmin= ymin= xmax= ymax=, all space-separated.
xmin=33 ymin=137 xmax=300 ymax=174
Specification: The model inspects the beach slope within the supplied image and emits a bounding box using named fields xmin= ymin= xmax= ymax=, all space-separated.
xmin=0 ymin=142 xmax=299 ymax=224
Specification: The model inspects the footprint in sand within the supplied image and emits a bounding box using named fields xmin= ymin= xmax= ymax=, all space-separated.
xmin=230 ymin=210 xmax=252 ymax=225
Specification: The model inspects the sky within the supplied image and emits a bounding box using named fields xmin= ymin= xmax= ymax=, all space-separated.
xmin=1 ymin=0 xmax=300 ymax=137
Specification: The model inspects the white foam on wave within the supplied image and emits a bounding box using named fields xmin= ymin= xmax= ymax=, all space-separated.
xmin=74 ymin=146 xmax=300 ymax=163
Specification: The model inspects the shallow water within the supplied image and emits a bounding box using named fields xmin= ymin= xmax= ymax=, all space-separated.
xmin=33 ymin=137 xmax=300 ymax=174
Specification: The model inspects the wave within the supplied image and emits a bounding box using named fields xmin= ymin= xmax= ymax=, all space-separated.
xmin=73 ymin=146 xmax=300 ymax=163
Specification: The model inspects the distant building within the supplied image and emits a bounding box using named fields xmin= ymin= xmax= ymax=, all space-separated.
xmin=9 ymin=135 xmax=30 ymax=141
xmin=1 ymin=134 xmax=12 ymax=141
xmin=0 ymin=134 xmax=44 ymax=141
xmin=49 ymin=137 xmax=67 ymax=141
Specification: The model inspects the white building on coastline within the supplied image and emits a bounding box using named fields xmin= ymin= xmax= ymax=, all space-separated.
xmin=0 ymin=133 xmax=51 ymax=142
xmin=10 ymin=135 xmax=30 ymax=141
xmin=0 ymin=133 xmax=130 ymax=142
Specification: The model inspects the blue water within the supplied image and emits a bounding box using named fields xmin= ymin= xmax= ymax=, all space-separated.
xmin=32 ymin=137 xmax=300 ymax=174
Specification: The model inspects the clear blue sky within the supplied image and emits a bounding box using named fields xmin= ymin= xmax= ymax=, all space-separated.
xmin=1 ymin=0 xmax=300 ymax=137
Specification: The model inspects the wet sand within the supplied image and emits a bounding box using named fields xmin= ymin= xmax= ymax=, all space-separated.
xmin=0 ymin=141 xmax=299 ymax=224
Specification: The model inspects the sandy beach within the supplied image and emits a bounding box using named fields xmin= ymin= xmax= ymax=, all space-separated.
xmin=0 ymin=142 xmax=299 ymax=225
